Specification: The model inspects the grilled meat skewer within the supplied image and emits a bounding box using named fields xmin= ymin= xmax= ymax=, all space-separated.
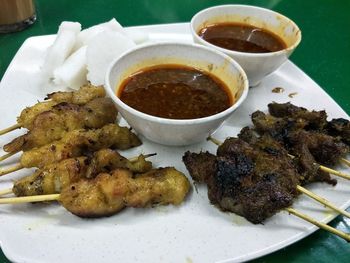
xmin=251 ymin=110 xmax=349 ymax=167
xmin=19 ymin=124 xmax=142 ymax=169
xmin=238 ymin=127 xmax=337 ymax=185
xmin=183 ymin=137 xmax=300 ymax=224
xmin=13 ymin=149 xmax=153 ymax=196
xmin=60 ymin=167 xmax=190 ymax=218
xmin=45 ymin=84 xmax=105 ymax=105
xmin=15 ymin=84 xmax=106 ymax=131
xmin=3 ymin=98 xmax=117 ymax=153
xmin=268 ymin=102 xmax=350 ymax=146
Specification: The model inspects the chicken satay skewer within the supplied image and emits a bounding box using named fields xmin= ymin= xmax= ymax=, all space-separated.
xmin=207 ymin=136 xmax=350 ymax=219
xmin=0 ymin=124 xmax=142 ymax=176
xmin=0 ymin=167 xmax=191 ymax=218
xmin=0 ymin=85 xmax=105 ymax=135
xmin=0 ymin=192 xmax=348 ymax=242
xmin=2 ymin=97 xmax=118 ymax=154
xmin=208 ymin=136 xmax=350 ymax=180
xmin=0 ymin=124 xmax=21 ymax=136
xmin=0 ymin=153 xmax=155 ymax=177
xmin=0 ymin=152 xmax=156 ymax=196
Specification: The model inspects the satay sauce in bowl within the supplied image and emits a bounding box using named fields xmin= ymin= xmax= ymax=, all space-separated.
xmin=191 ymin=5 xmax=301 ymax=86
xmin=105 ymin=42 xmax=248 ymax=146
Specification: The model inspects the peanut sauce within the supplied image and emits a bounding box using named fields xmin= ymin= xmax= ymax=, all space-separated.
xmin=198 ymin=22 xmax=287 ymax=53
xmin=118 ymin=65 xmax=232 ymax=119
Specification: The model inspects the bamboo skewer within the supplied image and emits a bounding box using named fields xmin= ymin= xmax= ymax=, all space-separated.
xmin=0 ymin=151 xmax=19 ymax=162
xmin=130 ymin=153 xmax=157 ymax=162
xmin=0 ymin=188 xmax=12 ymax=196
xmin=285 ymin=208 xmax=350 ymax=242
xmin=0 ymin=193 xmax=348 ymax=241
xmin=0 ymin=164 xmax=23 ymax=177
xmin=0 ymin=194 xmax=60 ymax=204
xmin=208 ymin=136 xmax=350 ymax=180
xmin=0 ymin=124 xmax=21 ymax=136
xmin=296 ymin=185 xmax=350 ymax=219
xmin=341 ymin=158 xmax=350 ymax=167
xmin=319 ymin=165 xmax=350 ymax=180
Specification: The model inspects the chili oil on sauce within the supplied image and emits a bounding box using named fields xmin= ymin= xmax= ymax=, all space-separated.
xmin=118 ymin=65 xmax=233 ymax=119
xmin=198 ymin=22 xmax=287 ymax=53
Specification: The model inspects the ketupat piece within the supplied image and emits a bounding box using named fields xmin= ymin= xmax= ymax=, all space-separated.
xmin=42 ymin=21 xmax=81 ymax=79
xmin=86 ymin=30 xmax=136 ymax=85
xmin=53 ymin=46 xmax=88 ymax=90
xmin=74 ymin=18 xmax=124 ymax=50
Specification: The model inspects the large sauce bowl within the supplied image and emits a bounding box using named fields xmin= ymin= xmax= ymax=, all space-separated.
xmin=105 ymin=42 xmax=248 ymax=146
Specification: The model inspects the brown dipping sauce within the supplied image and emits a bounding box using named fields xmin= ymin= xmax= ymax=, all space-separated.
xmin=118 ymin=65 xmax=232 ymax=119
xmin=198 ymin=22 xmax=287 ymax=53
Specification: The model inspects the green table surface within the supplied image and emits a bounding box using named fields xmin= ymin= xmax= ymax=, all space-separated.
xmin=0 ymin=0 xmax=349 ymax=262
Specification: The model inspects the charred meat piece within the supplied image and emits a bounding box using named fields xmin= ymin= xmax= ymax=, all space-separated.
xmin=238 ymin=128 xmax=336 ymax=185
xmin=251 ymin=110 xmax=349 ymax=167
xmin=289 ymin=130 xmax=348 ymax=166
xmin=183 ymin=138 xmax=299 ymax=224
xmin=182 ymin=151 xmax=216 ymax=183
xmin=251 ymin=111 xmax=301 ymax=143
xmin=268 ymin=102 xmax=328 ymax=130
xmin=291 ymin=142 xmax=337 ymax=186
xmin=326 ymin=118 xmax=350 ymax=145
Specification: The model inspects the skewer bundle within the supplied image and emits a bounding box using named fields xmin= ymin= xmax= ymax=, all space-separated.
xmin=183 ymin=102 xmax=350 ymax=241
xmin=0 ymin=85 xmax=191 ymax=216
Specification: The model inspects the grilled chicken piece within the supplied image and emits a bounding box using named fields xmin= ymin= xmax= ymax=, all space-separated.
xmin=17 ymin=84 xmax=105 ymax=130
xmin=20 ymin=124 xmax=142 ymax=169
xmin=13 ymin=149 xmax=152 ymax=196
xmin=60 ymin=167 xmax=190 ymax=218
xmin=4 ymin=98 xmax=117 ymax=153
xmin=183 ymin=138 xmax=299 ymax=224
xmin=45 ymin=84 xmax=105 ymax=105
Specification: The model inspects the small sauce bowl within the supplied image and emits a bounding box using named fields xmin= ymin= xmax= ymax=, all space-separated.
xmin=190 ymin=5 xmax=302 ymax=86
xmin=105 ymin=42 xmax=248 ymax=146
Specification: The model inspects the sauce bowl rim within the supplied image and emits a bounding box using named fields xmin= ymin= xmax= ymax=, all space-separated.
xmin=190 ymin=4 xmax=302 ymax=57
xmin=105 ymin=42 xmax=249 ymax=125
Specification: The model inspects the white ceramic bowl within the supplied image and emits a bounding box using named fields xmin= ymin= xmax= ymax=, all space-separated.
xmin=105 ymin=42 xmax=248 ymax=146
xmin=191 ymin=5 xmax=302 ymax=86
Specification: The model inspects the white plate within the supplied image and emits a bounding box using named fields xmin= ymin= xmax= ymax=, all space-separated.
xmin=0 ymin=23 xmax=349 ymax=263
